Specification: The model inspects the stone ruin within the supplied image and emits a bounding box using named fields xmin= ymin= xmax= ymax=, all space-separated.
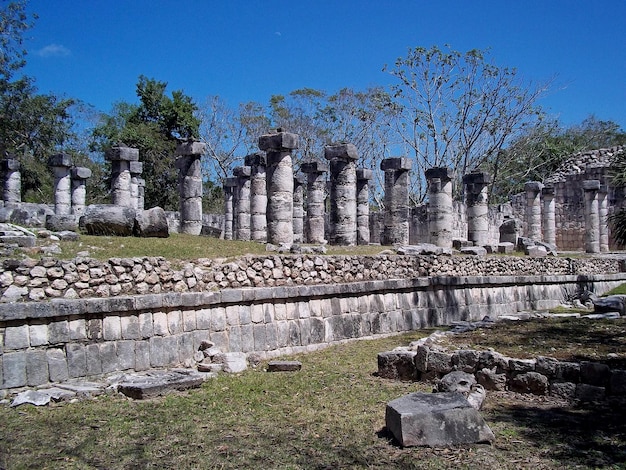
xmin=0 ymin=135 xmax=623 ymax=253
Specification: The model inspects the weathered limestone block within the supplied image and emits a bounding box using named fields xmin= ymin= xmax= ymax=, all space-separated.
xmin=134 ymin=207 xmax=169 ymax=238
xmin=508 ymin=371 xmax=549 ymax=395
xmin=377 ymin=350 xmax=418 ymax=380
xmin=81 ymin=204 xmax=136 ymax=236
xmin=267 ymin=360 xmax=302 ymax=372
xmin=385 ymin=392 xmax=495 ymax=447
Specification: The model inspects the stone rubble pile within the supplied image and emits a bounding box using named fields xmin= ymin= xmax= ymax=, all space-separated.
xmin=546 ymin=146 xmax=624 ymax=184
xmin=378 ymin=313 xmax=626 ymax=402
xmin=0 ymin=252 xmax=621 ymax=303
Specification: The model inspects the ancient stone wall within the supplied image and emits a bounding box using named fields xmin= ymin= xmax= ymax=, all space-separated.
xmin=0 ymin=254 xmax=621 ymax=303
xmin=2 ymin=271 xmax=625 ymax=390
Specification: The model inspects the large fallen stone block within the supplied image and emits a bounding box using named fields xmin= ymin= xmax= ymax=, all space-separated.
xmin=134 ymin=207 xmax=169 ymax=238
xmin=117 ymin=370 xmax=206 ymax=399
xmin=385 ymin=392 xmax=495 ymax=447
xmin=80 ymin=204 xmax=136 ymax=236
xmin=593 ymin=295 xmax=626 ymax=315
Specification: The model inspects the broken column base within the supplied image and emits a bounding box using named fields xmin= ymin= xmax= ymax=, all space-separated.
xmin=385 ymin=392 xmax=495 ymax=447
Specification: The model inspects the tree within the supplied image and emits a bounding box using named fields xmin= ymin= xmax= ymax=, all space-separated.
xmin=91 ymin=75 xmax=200 ymax=210
xmin=0 ymin=0 xmax=79 ymax=202
xmin=489 ymin=116 xmax=626 ymax=203
xmin=384 ymin=45 xmax=549 ymax=200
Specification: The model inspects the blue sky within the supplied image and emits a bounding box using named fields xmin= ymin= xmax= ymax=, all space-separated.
xmin=22 ymin=0 xmax=626 ymax=129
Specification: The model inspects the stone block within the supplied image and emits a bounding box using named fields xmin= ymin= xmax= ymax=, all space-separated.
xmin=226 ymin=305 xmax=239 ymax=326
xmin=86 ymin=318 xmax=103 ymax=341
xmin=240 ymin=324 xmax=255 ymax=352
xmin=150 ymin=336 xmax=166 ymax=367
xmin=162 ymin=335 xmax=180 ymax=365
xmin=44 ymin=348 xmax=68 ymax=382
xmin=380 ymin=157 xmax=412 ymax=171
xmin=267 ymin=361 xmax=302 ymax=372
xmin=129 ymin=161 xmax=143 ymax=175
xmin=5 ymin=325 xmax=30 ymax=349
xmin=71 ymin=166 xmax=92 ymax=179
xmin=211 ymin=307 xmax=226 ymax=331
xmin=476 ymin=368 xmax=507 ymax=391
xmin=215 ymin=352 xmax=248 ymax=373
xmin=258 ymin=131 xmax=299 ymax=151
xmin=385 ymin=392 xmax=495 ymax=447
xmin=26 ymin=350 xmax=49 ymax=386
xmin=167 ymin=310 xmax=183 ymax=335
xmin=549 ymin=381 xmax=576 ymax=400
xmin=153 ymin=311 xmax=168 ymax=336
xmin=176 ymin=140 xmax=206 ymax=156
xmin=121 ymin=315 xmax=140 ymax=340
xmin=576 ymin=383 xmax=605 ymax=402
xmin=524 ymin=181 xmax=544 ymax=193
xmin=497 ymin=242 xmax=514 ymax=254
xmin=135 ymin=340 xmax=150 ymax=371
xmin=48 ymin=319 xmax=70 ymax=344
xmin=183 ymin=310 xmax=197 ymax=331
xmin=118 ymin=371 xmax=205 ymax=399
xmin=452 ymin=350 xmax=480 ymax=373
xmin=105 ymin=145 xmax=139 ymax=162
xmin=179 ymin=332 xmax=195 ymax=363
xmin=68 ymin=318 xmax=87 ymax=341
xmin=610 ymin=369 xmax=626 ymax=395
xmin=3 ymin=351 xmax=26 ymax=388
xmin=86 ymin=344 xmax=102 ymax=376
xmin=425 ymin=167 xmax=454 ymax=181
xmin=103 ymin=315 xmax=122 ymax=341
xmin=117 ymin=340 xmax=136 ymax=370
xmin=580 ymin=361 xmax=611 ymax=387
xmin=508 ymin=372 xmax=549 ymax=395
xmin=48 ymin=153 xmax=73 ymax=167
xmin=66 ymin=343 xmax=86 ymax=378
xmin=301 ymin=161 xmax=329 ymax=174
xmin=378 ymin=351 xmax=418 ymax=380
xmin=196 ymin=308 xmax=212 ymax=329
xmin=324 ymin=143 xmax=358 ymax=161
xmin=253 ymin=324 xmax=267 ymax=351
xmin=356 ymin=168 xmax=373 ymax=180
xmin=100 ymin=342 xmax=118 ymax=373
xmin=244 ymin=152 xmax=267 ymax=167
xmin=582 ymin=179 xmax=601 ymax=191
xmin=462 ymin=171 xmax=492 ymax=185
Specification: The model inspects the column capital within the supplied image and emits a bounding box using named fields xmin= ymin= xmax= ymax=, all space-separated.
xmin=301 ymin=160 xmax=329 ymax=174
xmin=233 ymin=166 xmax=252 ymax=178
xmin=582 ymin=180 xmax=601 ymax=192
xmin=462 ymin=171 xmax=492 ymax=186
xmin=176 ymin=140 xmax=206 ymax=156
xmin=380 ymin=157 xmax=412 ymax=171
xmin=105 ymin=145 xmax=139 ymax=162
xmin=258 ymin=130 xmax=299 ymax=151
xmin=524 ymin=181 xmax=544 ymax=193
xmin=244 ymin=152 xmax=267 ymax=167
xmin=425 ymin=167 xmax=454 ymax=181
xmin=48 ymin=153 xmax=73 ymax=168
xmin=71 ymin=167 xmax=92 ymax=180
xmin=324 ymin=143 xmax=358 ymax=161
xmin=356 ymin=168 xmax=373 ymax=180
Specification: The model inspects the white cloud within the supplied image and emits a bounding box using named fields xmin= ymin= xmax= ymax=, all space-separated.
xmin=36 ymin=44 xmax=71 ymax=58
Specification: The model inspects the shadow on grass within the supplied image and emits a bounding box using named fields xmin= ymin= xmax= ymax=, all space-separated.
xmin=488 ymin=398 xmax=626 ymax=468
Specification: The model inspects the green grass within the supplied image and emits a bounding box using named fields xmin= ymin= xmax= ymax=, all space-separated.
xmin=2 ymin=327 xmax=626 ymax=469
xmin=30 ymin=233 xmax=393 ymax=261
xmin=603 ymin=283 xmax=626 ymax=296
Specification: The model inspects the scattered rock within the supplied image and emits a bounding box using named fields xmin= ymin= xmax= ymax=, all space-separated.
xmin=267 ymin=361 xmax=302 ymax=372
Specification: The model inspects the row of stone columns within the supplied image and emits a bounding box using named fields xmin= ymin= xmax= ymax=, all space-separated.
xmin=524 ymin=179 xmax=609 ymax=253
xmin=48 ymin=153 xmax=92 ymax=217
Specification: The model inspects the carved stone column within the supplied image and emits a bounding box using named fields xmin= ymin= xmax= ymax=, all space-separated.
xmin=223 ymin=177 xmax=238 ymax=240
xmin=245 ymin=152 xmax=268 ymax=242
xmin=583 ymin=179 xmax=601 ymax=254
xmin=524 ymin=181 xmax=544 ymax=242
xmin=301 ymin=161 xmax=328 ymax=244
xmin=381 ymin=158 xmax=412 ymax=246
xmin=1 ymin=157 xmax=21 ymax=204
xmin=356 ymin=168 xmax=373 ymax=245
xmin=541 ymin=184 xmax=556 ymax=247
xmin=463 ymin=171 xmax=492 ymax=247
xmin=426 ymin=167 xmax=454 ymax=248
xmin=175 ymin=140 xmax=206 ymax=235
xmin=233 ymin=165 xmax=252 ymax=241
xmin=325 ymin=143 xmax=358 ymax=246
xmin=293 ymin=174 xmax=306 ymax=244
xmin=106 ymin=145 xmax=138 ymax=208
xmin=48 ymin=153 xmax=73 ymax=215
xmin=70 ymin=167 xmax=92 ymax=216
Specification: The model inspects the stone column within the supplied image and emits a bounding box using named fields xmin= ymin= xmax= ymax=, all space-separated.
xmin=524 ymin=181 xmax=544 ymax=242
xmin=258 ymin=130 xmax=299 ymax=246
xmin=462 ymin=171 xmax=492 ymax=247
xmin=325 ymin=143 xmax=358 ymax=246
xmin=599 ymin=183 xmax=609 ymax=252
xmin=233 ymin=165 xmax=252 ymax=241
xmin=70 ymin=167 xmax=92 ymax=216
xmin=426 ymin=167 xmax=454 ymax=248
xmin=175 ymin=140 xmax=206 ymax=235
xmin=583 ymin=179 xmax=601 ymax=254
xmin=137 ymin=178 xmax=146 ymax=211
xmin=301 ymin=161 xmax=328 ymax=244
xmin=541 ymin=184 xmax=556 ymax=247
xmin=223 ymin=177 xmax=238 ymax=240
xmin=245 ymin=152 xmax=268 ymax=242
xmin=105 ymin=145 xmax=138 ymax=207
xmin=1 ymin=157 xmax=21 ymax=204
xmin=381 ymin=158 xmax=412 ymax=246
xmin=292 ymin=174 xmax=306 ymax=244
xmin=48 ymin=153 xmax=73 ymax=215
xmin=356 ymin=168 xmax=372 ymax=245
xmin=129 ymin=161 xmax=143 ymax=210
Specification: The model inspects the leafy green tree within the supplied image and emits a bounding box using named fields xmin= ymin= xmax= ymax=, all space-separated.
xmin=0 ymin=0 xmax=80 ymax=202
xmin=489 ymin=116 xmax=626 ymax=203
xmin=384 ymin=45 xmax=549 ymax=200
xmin=91 ymin=75 xmax=200 ymax=210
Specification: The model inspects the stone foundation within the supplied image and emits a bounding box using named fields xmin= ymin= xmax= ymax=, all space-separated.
xmin=1 ymin=271 xmax=625 ymax=390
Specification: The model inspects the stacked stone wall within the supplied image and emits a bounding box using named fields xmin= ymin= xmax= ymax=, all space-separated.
xmin=0 ymin=254 xmax=621 ymax=303
xmin=2 ymin=272 xmax=625 ymax=390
